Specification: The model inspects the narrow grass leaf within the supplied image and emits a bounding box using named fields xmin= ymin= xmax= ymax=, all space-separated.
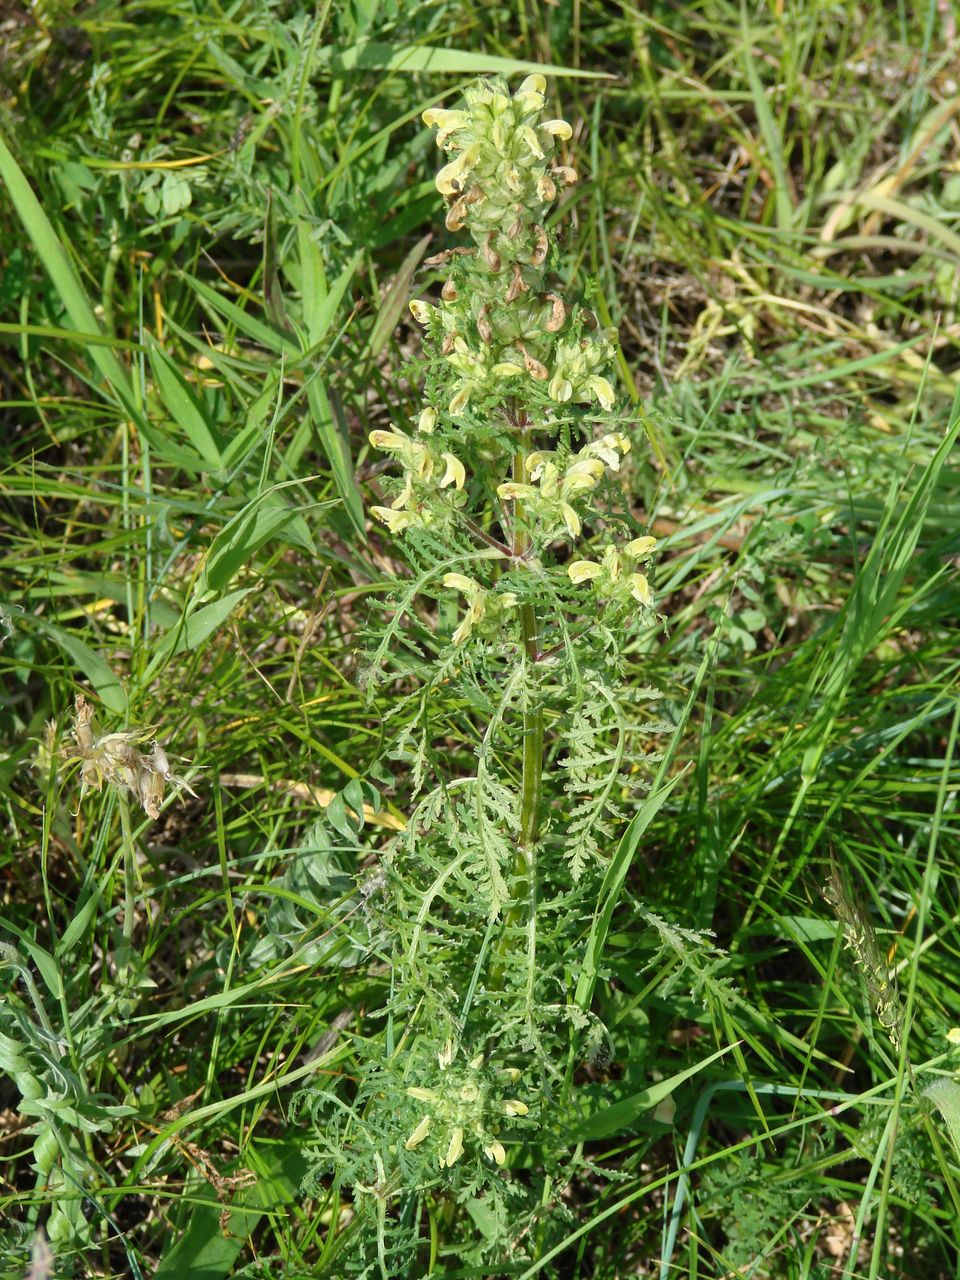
xmin=739 ymin=6 xmax=793 ymax=229
xmin=0 ymin=132 xmax=139 ymax=422
xmin=319 ymin=42 xmax=609 ymax=77
xmin=368 ymin=233 xmax=432 ymax=358
xmin=35 ymin=621 xmax=127 ymax=715
xmin=147 ymin=342 xmax=227 ymax=471
xmin=572 ymin=1042 xmax=738 ymax=1140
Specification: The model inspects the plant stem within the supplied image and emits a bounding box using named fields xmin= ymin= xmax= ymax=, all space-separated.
xmin=491 ymin=423 xmax=545 ymax=987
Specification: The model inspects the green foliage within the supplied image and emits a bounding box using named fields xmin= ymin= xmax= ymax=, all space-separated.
xmin=2 ymin=1 xmax=960 ymax=1277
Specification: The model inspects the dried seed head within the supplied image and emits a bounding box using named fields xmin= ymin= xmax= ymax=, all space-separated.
xmin=441 ymin=278 xmax=458 ymax=302
xmin=423 ymin=249 xmax=453 ymax=268
xmin=507 ymin=215 xmax=523 ymax=239
xmin=531 ymin=225 xmax=549 ymax=267
xmin=581 ymin=308 xmax=598 ymax=331
xmin=552 ymin=164 xmax=578 ymax=186
xmin=476 ymin=304 xmax=493 ymax=343
xmin=441 ymin=331 xmax=458 ymax=356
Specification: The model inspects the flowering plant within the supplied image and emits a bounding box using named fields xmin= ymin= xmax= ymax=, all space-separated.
xmin=302 ymin=74 xmax=662 ymax=1268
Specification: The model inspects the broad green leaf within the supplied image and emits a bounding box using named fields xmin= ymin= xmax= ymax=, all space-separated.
xmin=317 ymin=41 xmax=609 ymax=77
xmin=307 ymin=377 xmax=365 ymax=537
xmin=572 ymin=1043 xmax=737 ymax=1140
xmin=306 ymin=248 xmax=362 ymax=347
xmin=147 ymin=342 xmax=226 ymax=471
xmin=153 ymin=1141 xmax=309 ymax=1280
xmin=56 ymin=890 xmax=102 ymax=957
xmin=36 ymin=621 xmax=126 ymax=715
xmin=203 ymin=490 xmax=320 ymax=593
xmin=156 ymin=588 xmax=254 ymax=658
xmin=925 ymin=1078 xmax=960 ymax=1157
xmin=183 ymin=272 xmax=299 ymax=357
xmin=0 ymin=132 xmax=140 ymax=424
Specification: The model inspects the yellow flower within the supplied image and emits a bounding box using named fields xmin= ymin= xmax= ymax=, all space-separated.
xmin=625 ymin=535 xmax=657 ymax=559
xmin=440 ymin=452 xmax=466 ymax=490
xmin=439 ymin=1126 xmax=465 ymax=1169
xmin=443 ymin=573 xmax=479 ymax=594
xmin=484 ymin=1139 xmax=506 ymax=1166
xmin=371 ymin=506 xmax=416 ymax=534
xmin=630 ymin=573 xmax=653 ymax=607
xmin=567 ymin=560 xmax=602 ymax=584
xmin=404 ymin=1115 xmax=432 ymax=1149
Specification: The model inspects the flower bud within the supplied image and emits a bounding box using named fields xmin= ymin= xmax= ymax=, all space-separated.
xmin=418 ymin=407 xmax=437 ymax=434
xmin=409 ymin=299 xmax=432 ymax=325
xmin=541 ymin=119 xmax=573 ymax=140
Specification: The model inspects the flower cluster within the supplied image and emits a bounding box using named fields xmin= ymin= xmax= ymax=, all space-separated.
xmin=398 ymin=73 xmax=616 ymax=421
xmin=68 ymin=694 xmax=195 ymax=818
xmin=403 ymin=1040 xmax=530 ymax=1169
xmin=567 ymin=536 xmax=658 ymax=608
xmin=498 ymin=432 xmax=632 ymax=539
xmin=423 ymin=75 xmax=574 ymax=260
xmin=443 ymin=572 xmax=518 ymax=645
xmin=368 ymin=423 xmax=467 ymax=534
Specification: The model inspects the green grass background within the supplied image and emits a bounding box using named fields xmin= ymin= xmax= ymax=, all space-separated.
xmin=1 ymin=1 xmax=959 ymax=1276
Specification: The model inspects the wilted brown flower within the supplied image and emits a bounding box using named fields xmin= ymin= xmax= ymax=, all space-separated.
xmin=68 ymin=694 xmax=197 ymax=819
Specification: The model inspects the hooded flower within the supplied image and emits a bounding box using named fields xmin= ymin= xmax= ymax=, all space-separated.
xmin=403 ymin=1039 xmax=531 ymax=1171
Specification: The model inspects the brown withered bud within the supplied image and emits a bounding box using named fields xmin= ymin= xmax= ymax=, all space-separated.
xmin=476 ymin=305 xmax=493 ymax=343
xmin=552 ymin=164 xmax=578 ymax=186
xmin=506 ymin=264 xmax=529 ymax=303
xmin=531 ymin=226 xmax=549 ymax=267
xmin=544 ymin=293 xmax=566 ymax=332
xmin=445 ymin=198 xmax=468 ymax=232
xmin=507 ymin=215 xmax=523 ymax=239
xmin=424 ymin=249 xmax=453 ymax=268
xmin=442 ymin=331 xmax=458 ymax=355
xmin=74 ymin=694 xmax=95 ymax=752
xmin=581 ymin=308 xmax=598 ymax=331
xmin=441 ymin=278 xmax=458 ymax=302
xmin=483 ymin=231 xmax=501 ymax=273
xmin=519 ymin=344 xmax=549 ymax=381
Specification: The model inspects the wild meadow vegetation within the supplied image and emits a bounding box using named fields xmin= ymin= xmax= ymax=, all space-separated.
xmin=1 ymin=2 xmax=960 ymax=1277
